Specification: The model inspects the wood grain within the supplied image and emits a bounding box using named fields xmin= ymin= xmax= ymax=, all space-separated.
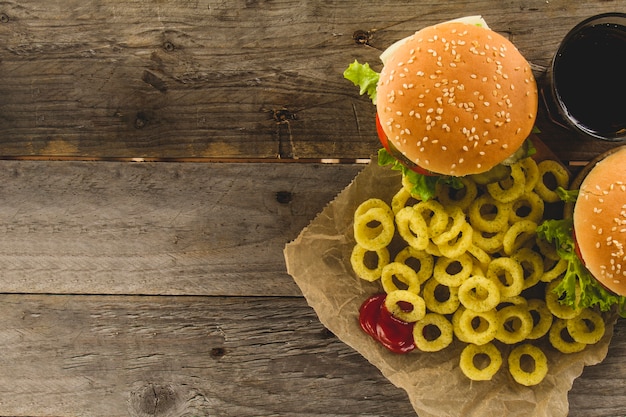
xmin=0 ymin=160 xmax=363 ymax=296
xmin=0 ymin=293 xmax=623 ymax=417
xmin=0 ymin=0 xmax=621 ymax=161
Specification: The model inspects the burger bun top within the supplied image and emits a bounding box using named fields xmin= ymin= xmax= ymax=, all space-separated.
xmin=574 ymin=146 xmax=626 ymax=296
xmin=376 ymin=20 xmax=538 ymax=176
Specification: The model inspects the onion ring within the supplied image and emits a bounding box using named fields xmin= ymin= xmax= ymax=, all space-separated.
xmin=502 ymin=220 xmax=538 ymax=256
xmin=526 ymin=299 xmax=554 ymax=340
xmin=437 ymin=222 xmax=474 ymax=259
xmin=434 ymin=253 xmax=473 ymax=287
xmin=508 ymin=343 xmax=548 ymax=386
xmin=511 ymin=247 xmax=544 ymax=290
xmin=549 ymin=318 xmax=586 ymax=353
xmin=487 ymin=256 xmax=524 ymax=298
xmin=423 ymin=277 xmax=460 ymax=315
xmin=459 ymin=342 xmax=502 ymax=381
xmin=350 ymin=244 xmax=390 ymax=282
xmin=534 ymin=160 xmax=570 ymax=203
xmin=468 ymin=194 xmax=512 ymax=233
xmin=396 ymin=206 xmax=429 ymax=250
xmin=519 ymin=157 xmax=540 ymax=193
xmin=354 ymin=207 xmax=396 ymax=250
xmin=545 ymin=278 xmax=581 ymax=319
xmin=457 ymin=308 xmax=498 ymax=345
xmin=509 ymin=191 xmax=544 ymax=224
xmin=413 ymin=199 xmax=449 ymax=237
xmin=567 ymin=308 xmax=605 ymax=345
xmin=472 ymin=230 xmax=505 ymax=254
xmin=495 ymin=304 xmax=533 ymax=344
xmin=394 ymin=246 xmax=434 ymax=285
xmin=487 ymin=161 xmax=526 ymax=203
xmin=436 ymin=176 xmax=478 ymax=211
xmin=384 ymin=290 xmax=426 ymax=323
xmin=412 ymin=313 xmax=454 ymax=352
xmin=458 ymin=275 xmax=501 ymax=312
xmin=381 ymin=262 xmax=421 ymax=294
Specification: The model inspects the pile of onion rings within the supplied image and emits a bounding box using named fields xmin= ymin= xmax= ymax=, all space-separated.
xmin=350 ymin=156 xmax=607 ymax=386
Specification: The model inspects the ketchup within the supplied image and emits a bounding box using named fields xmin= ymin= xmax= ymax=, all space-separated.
xmin=358 ymin=293 xmax=416 ymax=354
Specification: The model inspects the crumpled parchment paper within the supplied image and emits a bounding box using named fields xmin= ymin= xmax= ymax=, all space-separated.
xmin=284 ymin=152 xmax=616 ymax=417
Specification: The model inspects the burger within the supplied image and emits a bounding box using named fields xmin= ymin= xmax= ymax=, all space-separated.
xmin=344 ymin=16 xmax=538 ymax=199
xmin=538 ymin=147 xmax=626 ymax=315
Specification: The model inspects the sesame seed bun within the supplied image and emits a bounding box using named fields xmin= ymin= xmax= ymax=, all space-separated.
xmin=573 ymin=146 xmax=626 ymax=296
xmin=376 ymin=21 xmax=538 ymax=176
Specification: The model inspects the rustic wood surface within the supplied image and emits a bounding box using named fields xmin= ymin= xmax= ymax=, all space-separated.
xmin=1 ymin=1 xmax=626 ymax=416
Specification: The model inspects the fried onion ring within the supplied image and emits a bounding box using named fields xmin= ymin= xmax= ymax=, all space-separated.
xmin=502 ymin=220 xmax=538 ymax=256
xmin=459 ymin=342 xmax=502 ymax=381
xmin=495 ymin=304 xmax=533 ymax=344
xmin=437 ymin=222 xmax=474 ymax=259
xmin=436 ymin=176 xmax=478 ymax=211
xmin=354 ymin=207 xmax=395 ymax=250
xmin=434 ymin=253 xmax=473 ymax=287
xmin=468 ymin=194 xmax=512 ymax=233
xmin=508 ymin=343 xmax=548 ymax=386
xmin=381 ymin=262 xmax=421 ymax=294
xmin=413 ymin=199 xmax=449 ymax=237
xmin=487 ymin=161 xmax=526 ymax=203
xmin=394 ymin=246 xmax=434 ymax=285
xmin=384 ymin=290 xmax=426 ymax=323
xmin=526 ymin=299 xmax=554 ymax=340
xmin=545 ymin=278 xmax=581 ymax=319
xmin=423 ymin=278 xmax=460 ymax=315
xmin=457 ymin=308 xmax=498 ymax=345
xmin=519 ymin=157 xmax=540 ymax=193
xmin=396 ymin=206 xmax=429 ymax=250
xmin=412 ymin=313 xmax=454 ymax=352
xmin=567 ymin=308 xmax=605 ymax=345
xmin=472 ymin=230 xmax=505 ymax=254
xmin=549 ymin=318 xmax=586 ymax=353
xmin=534 ymin=160 xmax=570 ymax=203
xmin=350 ymin=244 xmax=390 ymax=282
xmin=458 ymin=275 xmax=501 ymax=312
xmin=487 ymin=257 xmax=524 ymax=298
xmin=511 ymin=248 xmax=544 ymax=290
xmin=509 ymin=191 xmax=544 ymax=224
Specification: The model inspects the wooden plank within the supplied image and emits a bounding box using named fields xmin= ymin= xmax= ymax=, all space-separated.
xmin=0 ymin=0 xmax=621 ymax=160
xmin=0 ymin=160 xmax=363 ymax=296
xmin=0 ymin=293 xmax=624 ymax=417
xmin=0 ymin=294 xmax=416 ymax=417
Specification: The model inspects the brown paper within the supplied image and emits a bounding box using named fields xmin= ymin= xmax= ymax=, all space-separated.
xmin=284 ymin=156 xmax=616 ymax=417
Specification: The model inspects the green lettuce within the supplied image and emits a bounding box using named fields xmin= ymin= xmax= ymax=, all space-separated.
xmin=377 ymin=148 xmax=463 ymax=201
xmin=537 ymin=218 xmax=626 ymax=317
xmin=343 ymin=60 xmax=379 ymax=104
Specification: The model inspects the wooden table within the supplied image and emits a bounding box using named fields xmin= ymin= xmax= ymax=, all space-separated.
xmin=1 ymin=1 xmax=625 ymax=416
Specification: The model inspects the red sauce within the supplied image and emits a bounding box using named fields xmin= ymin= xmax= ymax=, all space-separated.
xmin=358 ymin=293 xmax=416 ymax=354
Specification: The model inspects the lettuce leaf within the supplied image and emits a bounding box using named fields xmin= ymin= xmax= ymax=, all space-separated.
xmin=377 ymin=148 xmax=462 ymax=201
xmin=343 ymin=60 xmax=379 ymax=104
xmin=537 ymin=218 xmax=626 ymax=317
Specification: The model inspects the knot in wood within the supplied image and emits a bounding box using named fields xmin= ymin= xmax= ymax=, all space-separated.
xmin=272 ymin=108 xmax=296 ymax=123
xmin=129 ymin=383 xmax=180 ymax=417
xmin=352 ymin=30 xmax=372 ymax=45
xmin=275 ymin=191 xmax=293 ymax=204
xmin=0 ymin=13 xmax=9 ymax=23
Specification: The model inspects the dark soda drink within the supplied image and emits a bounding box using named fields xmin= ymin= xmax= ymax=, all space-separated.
xmin=547 ymin=13 xmax=626 ymax=141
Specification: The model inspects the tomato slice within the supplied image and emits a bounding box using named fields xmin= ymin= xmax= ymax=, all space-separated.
xmin=572 ymin=228 xmax=586 ymax=266
xmin=375 ymin=113 xmax=390 ymax=152
xmin=375 ymin=114 xmax=435 ymax=176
